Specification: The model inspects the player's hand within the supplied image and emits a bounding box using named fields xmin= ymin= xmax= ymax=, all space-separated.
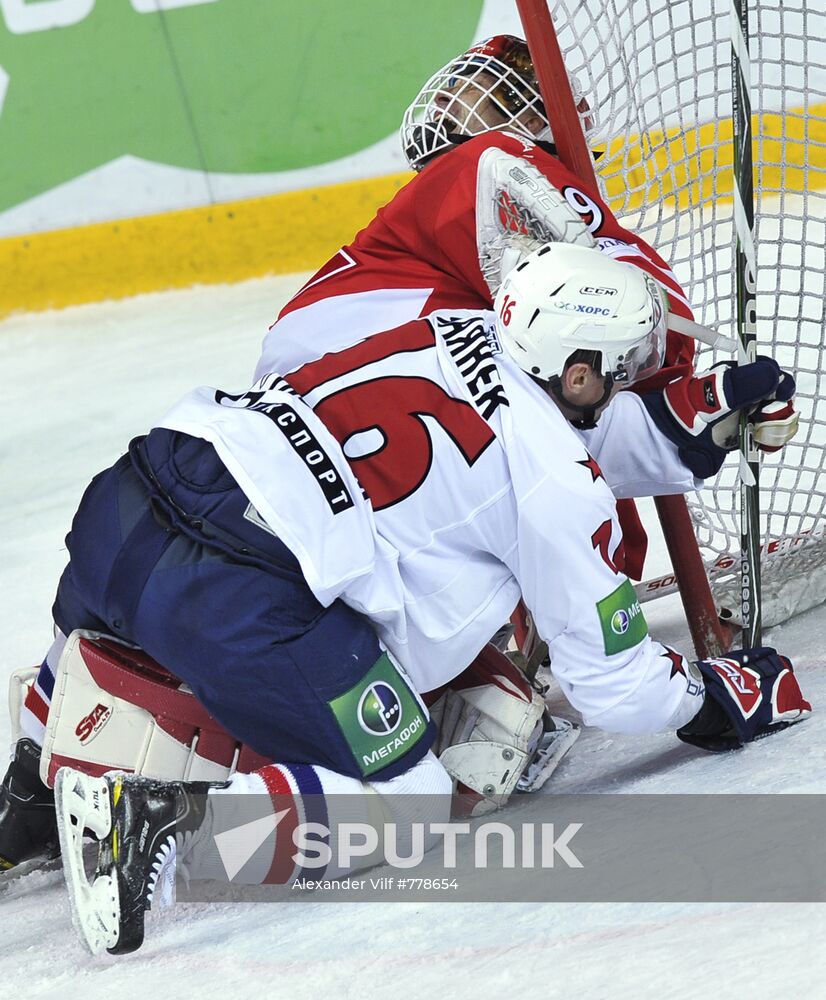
xmin=676 ymin=647 xmax=811 ymax=752
xmin=643 ymin=357 xmax=799 ymax=477
xmin=664 ymin=357 xmax=798 ymax=448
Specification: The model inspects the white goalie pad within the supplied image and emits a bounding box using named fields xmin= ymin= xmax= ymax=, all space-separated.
xmin=432 ymin=644 xmax=578 ymax=812
xmin=475 ymin=145 xmax=595 ymax=297
xmin=39 ymin=630 xmax=270 ymax=788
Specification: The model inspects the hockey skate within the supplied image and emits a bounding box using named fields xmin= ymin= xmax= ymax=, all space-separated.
xmin=516 ymin=711 xmax=579 ymax=794
xmin=55 ymin=768 xmax=210 ymax=955
xmin=0 ymin=739 xmax=59 ymax=880
xmin=504 ymin=630 xmax=580 ymax=793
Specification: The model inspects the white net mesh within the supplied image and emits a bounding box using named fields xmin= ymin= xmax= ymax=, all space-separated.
xmin=548 ymin=0 xmax=826 ymax=623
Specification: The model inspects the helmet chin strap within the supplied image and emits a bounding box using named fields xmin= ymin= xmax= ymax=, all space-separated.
xmin=547 ymin=374 xmax=615 ymax=430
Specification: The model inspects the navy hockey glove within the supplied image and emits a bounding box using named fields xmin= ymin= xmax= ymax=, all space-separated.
xmin=642 ymin=357 xmax=798 ymax=478
xmin=676 ymin=647 xmax=811 ymax=752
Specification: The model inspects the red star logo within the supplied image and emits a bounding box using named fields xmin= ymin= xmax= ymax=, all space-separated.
xmin=577 ymin=454 xmax=604 ymax=483
xmin=663 ymin=647 xmax=688 ymax=679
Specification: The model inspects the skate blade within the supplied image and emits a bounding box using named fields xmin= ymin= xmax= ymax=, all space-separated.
xmin=55 ymin=768 xmax=120 ymax=956
xmin=0 ymin=841 xmax=100 ymax=898
xmin=0 ymin=850 xmax=62 ymax=896
xmin=516 ymin=717 xmax=580 ymax=793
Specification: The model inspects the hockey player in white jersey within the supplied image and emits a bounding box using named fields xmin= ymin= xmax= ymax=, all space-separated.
xmin=7 ymin=34 xmax=673 ymax=801
xmin=2 ymin=34 xmax=700 ymax=865
xmin=3 ymin=243 xmax=803 ymax=955
xmin=0 ymin=35 xmax=690 ymax=880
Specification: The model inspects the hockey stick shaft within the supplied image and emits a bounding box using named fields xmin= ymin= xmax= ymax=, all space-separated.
xmin=635 ymin=525 xmax=826 ymax=604
xmin=731 ymin=0 xmax=762 ymax=646
xmin=516 ymin=0 xmax=728 ymax=658
xmin=667 ymin=313 xmax=742 ymax=357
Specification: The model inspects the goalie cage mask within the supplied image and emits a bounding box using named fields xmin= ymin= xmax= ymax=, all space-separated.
xmin=400 ymin=34 xmax=595 ymax=172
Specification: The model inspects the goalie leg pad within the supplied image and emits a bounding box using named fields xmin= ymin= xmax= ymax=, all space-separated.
xmin=433 ymin=644 xmax=578 ymax=811
xmin=39 ymin=630 xmax=272 ymax=788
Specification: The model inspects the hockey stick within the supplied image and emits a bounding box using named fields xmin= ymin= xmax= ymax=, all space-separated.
xmin=635 ymin=525 xmax=826 ymax=603
xmin=667 ymin=313 xmax=741 ymax=357
xmin=515 ymin=0 xmax=729 ymax=658
xmin=731 ymin=0 xmax=763 ymax=647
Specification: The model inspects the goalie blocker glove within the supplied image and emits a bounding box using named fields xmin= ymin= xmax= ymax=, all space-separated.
xmin=677 ymin=647 xmax=811 ymax=753
xmin=642 ymin=357 xmax=799 ymax=478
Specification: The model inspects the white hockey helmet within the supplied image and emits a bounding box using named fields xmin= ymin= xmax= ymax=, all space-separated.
xmin=494 ymin=242 xmax=668 ymax=387
xmin=400 ymin=35 xmax=594 ymax=172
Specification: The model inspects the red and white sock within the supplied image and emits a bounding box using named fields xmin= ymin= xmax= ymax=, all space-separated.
xmin=19 ymin=632 xmax=66 ymax=748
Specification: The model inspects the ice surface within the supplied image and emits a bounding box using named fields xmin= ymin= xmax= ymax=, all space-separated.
xmin=1 ymin=278 xmax=825 ymax=998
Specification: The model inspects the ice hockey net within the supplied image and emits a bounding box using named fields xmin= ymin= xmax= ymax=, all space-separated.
xmin=543 ymin=0 xmax=826 ymax=627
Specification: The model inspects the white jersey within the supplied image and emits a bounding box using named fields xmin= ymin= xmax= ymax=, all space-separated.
xmin=160 ymin=309 xmax=704 ymax=735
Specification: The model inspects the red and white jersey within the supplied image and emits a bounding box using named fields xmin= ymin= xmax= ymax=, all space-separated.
xmin=162 ymin=309 xmax=703 ymax=736
xmin=255 ymin=131 xmax=695 ymax=388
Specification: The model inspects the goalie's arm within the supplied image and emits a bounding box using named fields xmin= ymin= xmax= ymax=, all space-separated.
xmin=473 ymin=142 xmax=595 ymax=296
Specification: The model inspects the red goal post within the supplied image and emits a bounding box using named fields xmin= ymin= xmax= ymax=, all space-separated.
xmin=516 ymin=0 xmax=730 ymax=658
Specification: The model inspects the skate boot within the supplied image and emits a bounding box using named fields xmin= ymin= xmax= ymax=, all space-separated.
xmin=0 ymin=738 xmax=59 ymax=871
xmin=55 ymin=768 xmax=212 ymax=955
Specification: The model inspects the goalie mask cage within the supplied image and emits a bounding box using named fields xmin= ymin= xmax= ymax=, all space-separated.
xmin=541 ymin=0 xmax=826 ymax=628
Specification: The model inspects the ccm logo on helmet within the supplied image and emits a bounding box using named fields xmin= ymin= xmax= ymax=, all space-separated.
xmin=580 ymin=286 xmax=617 ymax=296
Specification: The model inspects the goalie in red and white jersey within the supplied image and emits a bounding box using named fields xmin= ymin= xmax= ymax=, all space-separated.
xmin=258 ymin=34 xmax=696 ymax=389
xmin=1 ymin=243 xmax=808 ymax=956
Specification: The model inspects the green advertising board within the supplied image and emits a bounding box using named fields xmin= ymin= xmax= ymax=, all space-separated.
xmin=0 ymin=0 xmax=483 ymax=220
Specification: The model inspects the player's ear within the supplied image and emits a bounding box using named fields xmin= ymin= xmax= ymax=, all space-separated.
xmin=562 ymin=362 xmax=592 ymax=396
